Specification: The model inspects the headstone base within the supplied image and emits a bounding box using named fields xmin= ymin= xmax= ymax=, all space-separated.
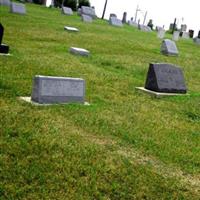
xmin=0 ymin=44 xmax=9 ymax=54
xmin=64 ymin=26 xmax=79 ymax=32
xmin=135 ymin=87 xmax=188 ymax=98
xmin=19 ymin=97 xmax=90 ymax=106
xmin=69 ymin=47 xmax=90 ymax=56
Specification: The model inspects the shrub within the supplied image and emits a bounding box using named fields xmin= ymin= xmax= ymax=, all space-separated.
xmin=63 ymin=0 xmax=77 ymax=11
xmin=78 ymin=0 xmax=90 ymax=8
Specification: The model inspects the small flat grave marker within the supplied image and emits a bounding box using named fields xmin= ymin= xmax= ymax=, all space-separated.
xmin=0 ymin=23 xmax=9 ymax=54
xmin=69 ymin=47 xmax=90 ymax=56
xmin=64 ymin=26 xmax=79 ymax=32
xmin=161 ymin=39 xmax=179 ymax=56
xmin=109 ymin=17 xmax=123 ymax=27
xmin=10 ymin=2 xmax=26 ymax=15
xmin=62 ymin=6 xmax=73 ymax=15
xmin=30 ymin=75 xmax=86 ymax=104
xmin=81 ymin=14 xmax=93 ymax=23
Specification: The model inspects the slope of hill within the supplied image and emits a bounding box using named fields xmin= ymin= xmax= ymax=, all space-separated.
xmin=1 ymin=3 xmax=200 ymax=199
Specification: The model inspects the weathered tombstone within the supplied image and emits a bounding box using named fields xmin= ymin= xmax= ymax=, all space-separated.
xmin=172 ymin=31 xmax=179 ymax=41
xmin=193 ymin=37 xmax=200 ymax=45
xmin=128 ymin=20 xmax=138 ymax=28
xmin=0 ymin=0 xmax=10 ymax=6
xmin=62 ymin=6 xmax=73 ymax=15
xmin=10 ymin=2 xmax=26 ymax=15
xmin=81 ymin=14 xmax=93 ymax=23
xmin=109 ymin=17 xmax=123 ymax=27
xmin=161 ymin=39 xmax=179 ymax=56
xmin=139 ymin=24 xmax=152 ymax=32
xmin=31 ymin=75 xmax=85 ymax=104
xmin=0 ymin=23 xmax=9 ymax=54
xmin=81 ymin=6 xmax=96 ymax=19
xmin=145 ymin=63 xmax=187 ymax=93
xmin=64 ymin=26 xmax=79 ymax=32
xmin=69 ymin=47 xmax=90 ymax=56
xmin=181 ymin=24 xmax=187 ymax=32
xmin=109 ymin=13 xmax=117 ymax=19
xmin=189 ymin=29 xmax=194 ymax=38
xmin=157 ymin=29 xmax=165 ymax=39
xmin=122 ymin=12 xmax=127 ymax=23
xmin=181 ymin=31 xmax=189 ymax=39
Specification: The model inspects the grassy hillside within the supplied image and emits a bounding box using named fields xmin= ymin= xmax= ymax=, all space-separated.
xmin=1 ymin=3 xmax=200 ymax=199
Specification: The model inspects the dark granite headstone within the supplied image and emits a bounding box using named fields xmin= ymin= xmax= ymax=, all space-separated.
xmin=161 ymin=39 xmax=178 ymax=56
xmin=145 ymin=63 xmax=187 ymax=93
xmin=122 ymin=12 xmax=127 ymax=23
xmin=0 ymin=23 xmax=9 ymax=54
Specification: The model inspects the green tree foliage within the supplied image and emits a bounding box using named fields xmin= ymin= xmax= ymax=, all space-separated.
xmin=78 ymin=0 xmax=90 ymax=8
xmin=63 ymin=0 xmax=77 ymax=11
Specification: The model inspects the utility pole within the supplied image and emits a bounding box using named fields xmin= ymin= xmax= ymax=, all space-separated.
xmin=134 ymin=5 xmax=140 ymax=23
xmin=102 ymin=0 xmax=108 ymax=19
xmin=143 ymin=11 xmax=147 ymax=25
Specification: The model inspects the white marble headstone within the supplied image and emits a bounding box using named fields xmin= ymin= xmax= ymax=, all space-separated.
xmin=10 ymin=2 xmax=26 ymax=15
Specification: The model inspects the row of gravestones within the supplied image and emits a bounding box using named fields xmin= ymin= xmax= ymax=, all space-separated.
xmin=62 ymin=5 xmax=96 ymax=23
xmin=0 ymin=4 xmax=187 ymax=104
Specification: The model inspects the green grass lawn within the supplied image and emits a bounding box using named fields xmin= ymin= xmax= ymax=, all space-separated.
xmin=1 ymin=3 xmax=200 ymax=199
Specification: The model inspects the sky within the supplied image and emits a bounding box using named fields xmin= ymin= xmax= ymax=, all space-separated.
xmin=89 ymin=0 xmax=200 ymax=35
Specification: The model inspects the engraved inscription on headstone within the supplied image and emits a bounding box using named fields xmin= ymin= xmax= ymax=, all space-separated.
xmin=161 ymin=39 xmax=178 ymax=56
xmin=0 ymin=23 xmax=9 ymax=54
xmin=109 ymin=17 xmax=123 ymax=27
xmin=31 ymin=75 xmax=85 ymax=104
xmin=145 ymin=63 xmax=187 ymax=93
xmin=62 ymin=6 xmax=73 ymax=15
xmin=10 ymin=2 xmax=26 ymax=15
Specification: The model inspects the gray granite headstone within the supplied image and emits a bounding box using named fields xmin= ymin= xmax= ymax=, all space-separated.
xmin=81 ymin=14 xmax=93 ymax=23
xmin=157 ymin=29 xmax=165 ymax=39
xmin=181 ymin=31 xmax=189 ymax=39
xmin=31 ymin=75 xmax=85 ymax=104
xmin=109 ymin=13 xmax=117 ymax=19
xmin=62 ymin=6 xmax=73 ymax=15
xmin=0 ymin=0 xmax=10 ymax=6
xmin=128 ymin=20 xmax=138 ymax=28
xmin=181 ymin=24 xmax=187 ymax=32
xmin=193 ymin=37 xmax=200 ymax=45
xmin=81 ymin=6 xmax=96 ymax=19
xmin=69 ymin=47 xmax=90 ymax=56
xmin=64 ymin=26 xmax=79 ymax=32
xmin=161 ymin=39 xmax=179 ymax=56
xmin=109 ymin=17 xmax=123 ymax=27
xmin=10 ymin=2 xmax=26 ymax=15
xmin=0 ymin=23 xmax=9 ymax=54
xmin=172 ymin=31 xmax=179 ymax=41
xmin=139 ymin=24 xmax=152 ymax=32
xmin=145 ymin=63 xmax=187 ymax=93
